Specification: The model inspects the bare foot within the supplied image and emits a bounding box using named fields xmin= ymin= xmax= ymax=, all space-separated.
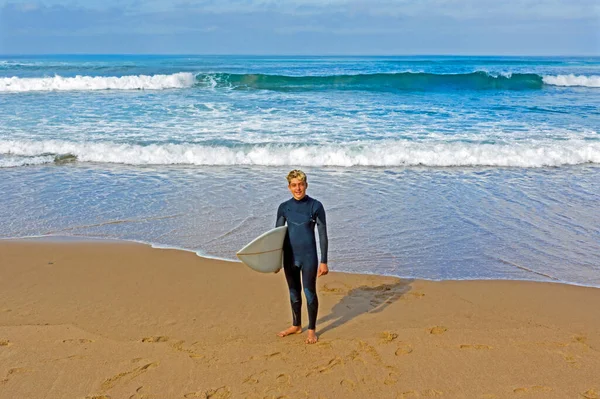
xmin=305 ymin=329 xmax=318 ymax=344
xmin=277 ymin=326 xmax=302 ymax=338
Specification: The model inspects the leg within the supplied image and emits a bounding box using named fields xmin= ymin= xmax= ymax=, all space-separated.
xmin=302 ymin=254 xmax=319 ymax=344
xmin=278 ymin=262 xmax=303 ymax=337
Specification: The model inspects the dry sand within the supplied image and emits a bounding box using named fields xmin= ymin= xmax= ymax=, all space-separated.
xmin=0 ymin=240 xmax=599 ymax=399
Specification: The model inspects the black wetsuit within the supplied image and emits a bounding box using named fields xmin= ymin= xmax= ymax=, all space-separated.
xmin=276 ymin=195 xmax=328 ymax=330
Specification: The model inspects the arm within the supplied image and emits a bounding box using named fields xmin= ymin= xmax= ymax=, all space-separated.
xmin=315 ymin=201 xmax=328 ymax=265
xmin=274 ymin=203 xmax=287 ymax=274
xmin=276 ymin=203 xmax=286 ymax=227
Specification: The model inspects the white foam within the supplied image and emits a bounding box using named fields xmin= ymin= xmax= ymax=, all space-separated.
xmin=0 ymin=155 xmax=55 ymax=168
xmin=543 ymin=74 xmax=600 ymax=87
xmin=0 ymin=73 xmax=196 ymax=92
xmin=1 ymin=139 xmax=599 ymax=168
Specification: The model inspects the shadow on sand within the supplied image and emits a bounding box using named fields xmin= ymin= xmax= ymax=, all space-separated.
xmin=316 ymin=279 xmax=414 ymax=336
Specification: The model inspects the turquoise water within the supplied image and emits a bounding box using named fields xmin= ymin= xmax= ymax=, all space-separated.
xmin=1 ymin=55 xmax=599 ymax=286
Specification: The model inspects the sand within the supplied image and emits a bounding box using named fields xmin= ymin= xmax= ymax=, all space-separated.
xmin=0 ymin=240 xmax=599 ymax=399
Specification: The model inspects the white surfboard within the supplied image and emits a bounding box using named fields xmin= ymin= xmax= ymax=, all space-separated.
xmin=236 ymin=226 xmax=287 ymax=273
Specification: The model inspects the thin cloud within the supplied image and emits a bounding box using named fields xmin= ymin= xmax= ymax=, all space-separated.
xmin=0 ymin=0 xmax=598 ymax=54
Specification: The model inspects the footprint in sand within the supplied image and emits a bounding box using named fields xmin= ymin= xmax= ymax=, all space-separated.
xmin=101 ymin=362 xmax=159 ymax=391
xmin=318 ymin=357 xmax=344 ymax=373
xmin=513 ymin=386 xmax=552 ymax=394
xmin=209 ymin=386 xmax=231 ymax=399
xmin=276 ymin=373 xmax=291 ymax=385
xmin=581 ymin=389 xmax=599 ymax=399
xmin=384 ymin=372 xmax=399 ymax=385
xmin=574 ymin=335 xmax=587 ymax=343
xmin=358 ymin=340 xmax=383 ymax=363
xmin=141 ymin=336 xmax=169 ymax=343
xmin=243 ymin=370 xmax=266 ymax=385
xmin=306 ymin=357 xmax=343 ymax=376
xmin=380 ymin=331 xmax=399 ymax=343
xmin=429 ymin=326 xmax=447 ymax=335
xmin=62 ymin=338 xmax=94 ymax=344
xmin=0 ymin=339 xmax=11 ymax=347
xmin=1 ymin=368 xmax=33 ymax=384
xmin=559 ymin=352 xmax=581 ymax=368
xmin=346 ymin=350 xmax=365 ymax=364
xmin=322 ymin=281 xmax=349 ymax=294
xmin=169 ymin=340 xmax=205 ymax=360
xmin=340 ymin=379 xmax=356 ymax=391
xmin=395 ymin=343 xmax=413 ymax=356
xmin=573 ymin=335 xmax=592 ymax=349
xmin=460 ymin=344 xmax=492 ymax=350
xmin=262 ymin=386 xmax=283 ymax=397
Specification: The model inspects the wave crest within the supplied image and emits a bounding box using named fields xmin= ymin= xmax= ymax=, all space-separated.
xmin=199 ymin=71 xmax=546 ymax=91
xmin=1 ymin=139 xmax=599 ymax=168
xmin=0 ymin=72 xmax=196 ymax=92
xmin=542 ymin=74 xmax=600 ymax=87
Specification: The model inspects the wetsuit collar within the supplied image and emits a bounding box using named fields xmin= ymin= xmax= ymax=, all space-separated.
xmin=292 ymin=195 xmax=310 ymax=203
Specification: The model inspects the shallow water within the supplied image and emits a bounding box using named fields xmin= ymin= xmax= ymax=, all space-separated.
xmin=1 ymin=164 xmax=599 ymax=287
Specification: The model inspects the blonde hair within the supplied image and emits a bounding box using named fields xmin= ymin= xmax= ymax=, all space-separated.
xmin=286 ymin=169 xmax=307 ymax=184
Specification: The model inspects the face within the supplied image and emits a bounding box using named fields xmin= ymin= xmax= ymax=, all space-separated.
xmin=288 ymin=178 xmax=307 ymax=200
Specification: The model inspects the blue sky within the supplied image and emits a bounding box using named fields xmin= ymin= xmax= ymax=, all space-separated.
xmin=0 ymin=0 xmax=598 ymax=55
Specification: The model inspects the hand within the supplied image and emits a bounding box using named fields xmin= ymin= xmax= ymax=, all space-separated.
xmin=317 ymin=263 xmax=329 ymax=277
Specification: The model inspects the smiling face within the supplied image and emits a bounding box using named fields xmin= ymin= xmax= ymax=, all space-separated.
xmin=288 ymin=177 xmax=307 ymax=200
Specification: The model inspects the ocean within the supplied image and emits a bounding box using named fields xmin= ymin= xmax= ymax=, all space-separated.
xmin=1 ymin=55 xmax=599 ymax=287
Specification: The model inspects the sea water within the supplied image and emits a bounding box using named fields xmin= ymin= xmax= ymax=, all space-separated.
xmin=1 ymin=55 xmax=599 ymax=286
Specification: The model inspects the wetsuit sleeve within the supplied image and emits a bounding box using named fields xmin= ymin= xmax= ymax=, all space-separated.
xmin=315 ymin=201 xmax=328 ymax=264
xmin=276 ymin=203 xmax=286 ymax=227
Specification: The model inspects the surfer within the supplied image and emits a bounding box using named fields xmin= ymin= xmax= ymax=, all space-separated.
xmin=275 ymin=169 xmax=328 ymax=344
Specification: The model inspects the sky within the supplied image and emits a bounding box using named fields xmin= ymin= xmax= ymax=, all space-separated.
xmin=0 ymin=0 xmax=598 ymax=55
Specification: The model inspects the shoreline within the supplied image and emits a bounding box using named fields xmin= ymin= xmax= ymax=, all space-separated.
xmin=1 ymin=239 xmax=599 ymax=398
xmin=2 ymin=234 xmax=599 ymax=290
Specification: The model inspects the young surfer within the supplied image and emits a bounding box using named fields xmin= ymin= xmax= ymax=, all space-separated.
xmin=275 ymin=169 xmax=329 ymax=344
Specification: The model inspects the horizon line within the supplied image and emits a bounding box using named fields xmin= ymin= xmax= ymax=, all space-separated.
xmin=1 ymin=53 xmax=599 ymax=58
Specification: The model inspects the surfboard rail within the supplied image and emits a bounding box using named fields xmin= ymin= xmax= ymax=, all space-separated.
xmin=236 ymin=226 xmax=287 ymax=273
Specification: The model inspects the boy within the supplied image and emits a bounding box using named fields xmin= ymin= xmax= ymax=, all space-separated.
xmin=275 ymin=170 xmax=328 ymax=344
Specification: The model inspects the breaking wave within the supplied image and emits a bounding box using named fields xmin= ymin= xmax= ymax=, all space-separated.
xmin=1 ymin=72 xmax=599 ymax=93
xmin=1 ymin=139 xmax=599 ymax=168
xmin=0 ymin=72 xmax=196 ymax=92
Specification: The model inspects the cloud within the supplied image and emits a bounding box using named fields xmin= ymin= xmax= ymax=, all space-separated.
xmin=0 ymin=0 xmax=598 ymax=54
xmin=161 ymin=0 xmax=599 ymax=19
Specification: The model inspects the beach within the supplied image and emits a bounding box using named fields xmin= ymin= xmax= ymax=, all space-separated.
xmin=1 ymin=239 xmax=599 ymax=399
